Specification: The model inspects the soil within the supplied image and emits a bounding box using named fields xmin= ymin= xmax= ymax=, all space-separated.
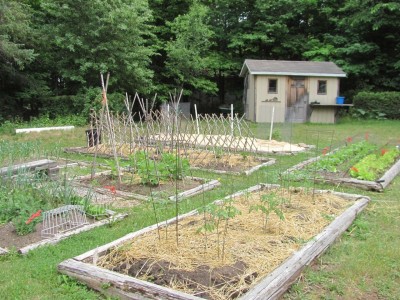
xmin=77 ymin=173 xmax=202 ymax=197
xmin=98 ymin=188 xmax=352 ymax=299
xmin=0 ymin=222 xmax=44 ymax=250
xmin=0 ymin=217 xmax=97 ymax=252
xmin=111 ymin=259 xmax=255 ymax=299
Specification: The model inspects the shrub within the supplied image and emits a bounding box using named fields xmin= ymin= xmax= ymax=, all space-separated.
xmin=352 ymin=91 xmax=400 ymax=119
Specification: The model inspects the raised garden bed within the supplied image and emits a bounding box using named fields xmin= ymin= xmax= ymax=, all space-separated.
xmin=285 ymin=141 xmax=400 ymax=191
xmin=0 ymin=209 xmax=126 ymax=255
xmin=58 ymin=184 xmax=369 ymax=299
xmin=0 ymin=160 xmax=127 ymax=255
xmin=65 ymin=146 xmax=277 ymax=175
xmin=73 ymin=171 xmax=220 ymax=202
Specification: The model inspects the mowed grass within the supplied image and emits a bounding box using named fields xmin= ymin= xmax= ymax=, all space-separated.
xmin=0 ymin=118 xmax=399 ymax=299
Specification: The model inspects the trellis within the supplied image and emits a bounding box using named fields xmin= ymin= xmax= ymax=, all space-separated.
xmin=89 ymin=95 xmax=258 ymax=160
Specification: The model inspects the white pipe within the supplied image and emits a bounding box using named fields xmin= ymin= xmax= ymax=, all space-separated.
xmin=269 ymin=106 xmax=275 ymax=141
xmin=194 ymin=104 xmax=200 ymax=135
xmin=16 ymin=126 xmax=75 ymax=134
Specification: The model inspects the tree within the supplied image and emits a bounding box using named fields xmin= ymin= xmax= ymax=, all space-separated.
xmin=0 ymin=0 xmax=39 ymax=120
xmin=37 ymin=0 xmax=156 ymax=96
xmin=303 ymin=1 xmax=400 ymax=93
xmin=164 ymin=1 xmax=217 ymax=94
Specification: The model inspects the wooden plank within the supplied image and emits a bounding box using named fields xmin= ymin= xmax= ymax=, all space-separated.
xmin=168 ymin=179 xmax=221 ymax=201
xmin=0 ymin=159 xmax=56 ymax=176
xmin=58 ymin=259 xmax=202 ymax=300
xmin=59 ymin=187 xmax=369 ymax=300
xmin=240 ymin=197 xmax=370 ymax=300
xmin=379 ymin=158 xmax=400 ymax=189
xmin=315 ymin=177 xmax=383 ymax=191
xmin=244 ymin=158 xmax=276 ymax=175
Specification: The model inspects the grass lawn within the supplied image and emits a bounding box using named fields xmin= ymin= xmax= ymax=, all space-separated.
xmin=0 ymin=118 xmax=399 ymax=300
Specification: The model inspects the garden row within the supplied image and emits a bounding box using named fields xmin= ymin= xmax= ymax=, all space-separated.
xmin=0 ymin=136 xmax=399 ymax=300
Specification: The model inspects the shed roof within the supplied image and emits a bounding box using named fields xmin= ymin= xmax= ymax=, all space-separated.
xmin=239 ymin=59 xmax=346 ymax=77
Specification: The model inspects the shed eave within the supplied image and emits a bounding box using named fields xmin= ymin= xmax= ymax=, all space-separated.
xmin=249 ymin=71 xmax=346 ymax=78
xmin=239 ymin=64 xmax=249 ymax=77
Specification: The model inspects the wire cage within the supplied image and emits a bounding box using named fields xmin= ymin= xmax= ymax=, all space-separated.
xmin=41 ymin=205 xmax=88 ymax=238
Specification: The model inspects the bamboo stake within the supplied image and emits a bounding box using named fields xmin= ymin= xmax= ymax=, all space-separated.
xmin=101 ymin=73 xmax=122 ymax=184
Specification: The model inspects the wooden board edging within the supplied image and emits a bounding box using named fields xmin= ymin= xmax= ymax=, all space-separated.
xmin=379 ymin=158 xmax=400 ymax=189
xmin=284 ymin=152 xmax=400 ymax=191
xmin=74 ymin=173 xmax=220 ymax=202
xmin=58 ymin=259 xmax=202 ymax=300
xmin=168 ymin=179 xmax=221 ymax=201
xmin=240 ymin=196 xmax=370 ymax=300
xmin=191 ymin=158 xmax=276 ymax=176
xmin=58 ymin=186 xmax=369 ymax=300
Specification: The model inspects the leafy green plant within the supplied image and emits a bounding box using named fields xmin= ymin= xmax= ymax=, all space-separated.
xmin=351 ymin=108 xmax=387 ymax=120
xmin=135 ymin=151 xmax=162 ymax=186
xmin=214 ymin=147 xmax=224 ymax=159
xmin=105 ymin=158 xmax=126 ymax=180
xmin=250 ymin=191 xmax=285 ymax=230
xmin=197 ymin=199 xmax=241 ymax=260
xmin=240 ymin=151 xmax=249 ymax=160
xmin=68 ymin=194 xmax=107 ymax=218
xmin=134 ymin=151 xmax=190 ymax=186
xmin=350 ymin=148 xmax=399 ymax=180
xmin=12 ymin=211 xmax=41 ymax=236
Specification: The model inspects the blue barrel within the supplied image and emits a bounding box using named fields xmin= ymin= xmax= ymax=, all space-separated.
xmin=336 ymin=96 xmax=345 ymax=104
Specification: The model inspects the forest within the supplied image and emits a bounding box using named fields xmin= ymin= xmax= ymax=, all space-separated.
xmin=1 ymin=0 xmax=399 ymax=121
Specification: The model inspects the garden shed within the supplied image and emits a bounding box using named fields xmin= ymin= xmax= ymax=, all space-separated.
xmin=240 ymin=60 xmax=347 ymax=123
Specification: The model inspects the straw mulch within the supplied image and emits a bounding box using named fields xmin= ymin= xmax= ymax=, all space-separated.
xmin=86 ymin=144 xmax=269 ymax=172
xmin=98 ymin=189 xmax=350 ymax=299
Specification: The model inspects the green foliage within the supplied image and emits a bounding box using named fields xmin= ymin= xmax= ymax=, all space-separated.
xmin=0 ymin=186 xmax=43 ymax=235
xmin=69 ymin=196 xmax=107 ymax=218
xmin=197 ymin=197 xmax=241 ymax=259
xmin=313 ymin=141 xmax=376 ymax=173
xmin=164 ymin=1 xmax=217 ymax=94
xmin=352 ymin=92 xmax=400 ymax=120
xmin=38 ymin=0 xmax=155 ymax=94
xmin=214 ymin=147 xmax=224 ymax=159
xmin=0 ymin=139 xmax=42 ymax=164
xmin=134 ymin=151 xmax=190 ymax=186
xmin=12 ymin=211 xmax=41 ymax=236
xmin=250 ymin=191 xmax=285 ymax=230
xmin=350 ymin=148 xmax=400 ymax=181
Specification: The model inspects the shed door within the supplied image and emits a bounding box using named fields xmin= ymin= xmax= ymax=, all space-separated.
xmin=288 ymin=77 xmax=306 ymax=107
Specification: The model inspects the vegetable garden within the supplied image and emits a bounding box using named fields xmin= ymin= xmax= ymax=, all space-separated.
xmin=286 ymin=137 xmax=400 ymax=191
xmin=0 ymin=117 xmax=399 ymax=299
xmin=0 ymin=90 xmax=399 ymax=299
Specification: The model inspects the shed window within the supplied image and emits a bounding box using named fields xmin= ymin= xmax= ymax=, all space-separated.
xmin=317 ymin=80 xmax=327 ymax=94
xmin=268 ymin=79 xmax=277 ymax=93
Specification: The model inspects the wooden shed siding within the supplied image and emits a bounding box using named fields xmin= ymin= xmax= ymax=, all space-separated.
xmin=310 ymin=107 xmax=336 ymax=123
xmin=255 ymin=76 xmax=286 ymax=123
xmin=309 ymin=77 xmax=339 ymax=105
xmin=245 ymin=74 xmax=256 ymax=122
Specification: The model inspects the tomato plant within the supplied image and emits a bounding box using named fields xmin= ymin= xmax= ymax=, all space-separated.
xmin=134 ymin=151 xmax=190 ymax=186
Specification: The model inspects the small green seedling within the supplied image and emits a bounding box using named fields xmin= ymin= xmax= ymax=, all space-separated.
xmin=250 ymin=192 xmax=285 ymax=230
